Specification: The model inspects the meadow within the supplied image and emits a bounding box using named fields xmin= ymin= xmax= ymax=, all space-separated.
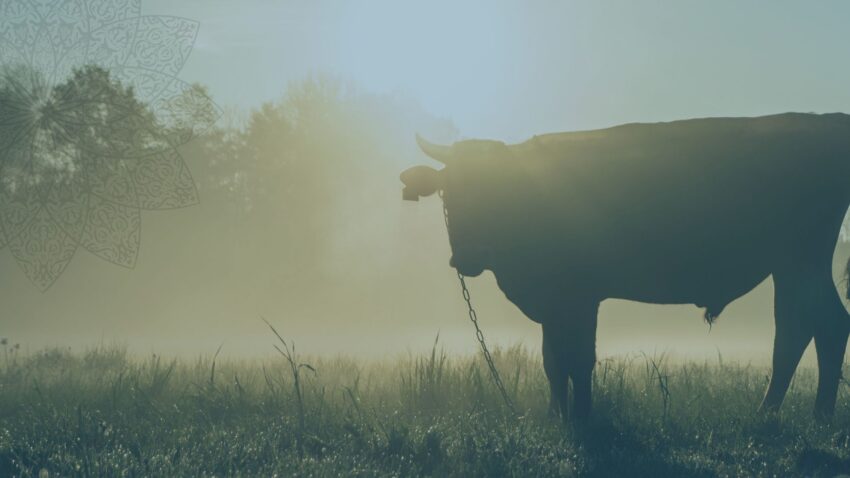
xmin=2 ymin=335 xmax=850 ymax=478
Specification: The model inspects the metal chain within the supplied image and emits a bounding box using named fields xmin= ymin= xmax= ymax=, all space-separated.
xmin=439 ymin=191 xmax=517 ymax=415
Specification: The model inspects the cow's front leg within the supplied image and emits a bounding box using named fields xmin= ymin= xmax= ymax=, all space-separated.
xmin=541 ymin=301 xmax=600 ymax=423
xmin=542 ymin=324 xmax=569 ymax=419
xmin=568 ymin=302 xmax=599 ymax=420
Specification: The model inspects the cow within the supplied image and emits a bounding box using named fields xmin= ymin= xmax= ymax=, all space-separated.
xmin=400 ymin=112 xmax=850 ymax=422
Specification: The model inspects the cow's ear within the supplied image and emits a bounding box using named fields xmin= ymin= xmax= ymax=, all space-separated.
xmin=416 ymin=134 xmax=453 ymax=165
xmin=400 ymin=165 xmax=444 ymax=201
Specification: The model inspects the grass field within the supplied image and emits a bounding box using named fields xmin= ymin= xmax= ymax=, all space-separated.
xmin=2 ymin=337 xmax=850 ymax=477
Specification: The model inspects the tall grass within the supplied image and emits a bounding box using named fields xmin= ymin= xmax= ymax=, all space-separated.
xmin=1 ymin=339 xmax=850 ymax=477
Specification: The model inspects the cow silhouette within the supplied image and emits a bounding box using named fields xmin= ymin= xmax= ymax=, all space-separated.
xmin=401 ymin=113 xmax=850 ymax=422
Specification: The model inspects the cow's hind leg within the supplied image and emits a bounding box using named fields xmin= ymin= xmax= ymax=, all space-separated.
xmin=760 ymin=271 xmax=816 ymax=412
xmin=761 ymin=267 xmax=850 ymax=417
xmin=812 ymin=282 xmax=850 ymax=419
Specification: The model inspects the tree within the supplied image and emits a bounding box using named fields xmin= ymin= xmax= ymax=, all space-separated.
xmin=0 ymin=64 xmax=211 ymax=289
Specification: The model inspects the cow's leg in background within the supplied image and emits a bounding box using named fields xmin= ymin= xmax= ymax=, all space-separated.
xmin=812 ymin=278 xmax=850 ymax=419
xmin=542 ymin=301 xmax=600 ymax=423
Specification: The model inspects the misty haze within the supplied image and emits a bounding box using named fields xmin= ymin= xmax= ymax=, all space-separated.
xmin=3 ymin=1 xmax=850 ymax=477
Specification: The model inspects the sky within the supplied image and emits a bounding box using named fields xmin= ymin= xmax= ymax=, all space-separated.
xmin=4 ymin=0 xmax=850 ymax=360
xmin=147 ymin=0 xmax=850 ymax=141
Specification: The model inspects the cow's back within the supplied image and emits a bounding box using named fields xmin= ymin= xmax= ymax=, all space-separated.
xmin=494 ymin=113 xmax=850 ymax=308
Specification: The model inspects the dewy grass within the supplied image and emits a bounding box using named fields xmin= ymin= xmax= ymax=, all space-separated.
xmin=1 ymin=339 xmax=850 ymax=477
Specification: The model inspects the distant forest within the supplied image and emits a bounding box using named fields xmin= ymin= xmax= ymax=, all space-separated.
xmin=158 ymin=74 xmax=462 ymax=322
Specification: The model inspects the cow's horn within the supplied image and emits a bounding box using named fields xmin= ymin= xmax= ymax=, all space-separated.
xmin=416 ymin=134 xmax=453 ymax=165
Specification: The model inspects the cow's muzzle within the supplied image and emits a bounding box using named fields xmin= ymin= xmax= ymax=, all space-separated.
xmin=400 ymin=165 xmax=444 ymax=201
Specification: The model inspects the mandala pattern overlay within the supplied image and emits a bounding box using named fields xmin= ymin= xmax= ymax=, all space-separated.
xmin=0 ymin=0 xmax=219 ymax=290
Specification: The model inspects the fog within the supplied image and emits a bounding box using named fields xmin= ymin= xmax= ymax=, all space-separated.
xmin=3 ymin=0 xmax=850 ymax=362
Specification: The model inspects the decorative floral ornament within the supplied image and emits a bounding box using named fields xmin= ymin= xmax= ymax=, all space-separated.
xmin=0 ymin=0 xmax=219 ymax=290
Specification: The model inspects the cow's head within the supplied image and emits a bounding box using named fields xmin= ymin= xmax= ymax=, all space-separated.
xmin=400 ymin=135 xmax=513 ymax=277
